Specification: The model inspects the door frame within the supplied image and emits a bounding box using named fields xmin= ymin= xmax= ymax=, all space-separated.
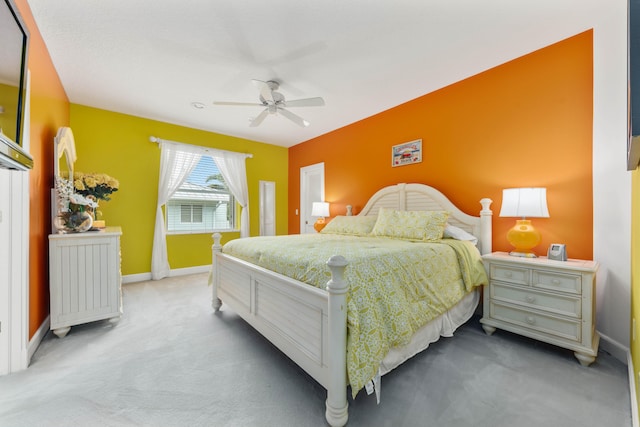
xmin=300 ymin=163 xmax=325 ymax=234
xmin=259 ymin=180 xmax=276 ymax=236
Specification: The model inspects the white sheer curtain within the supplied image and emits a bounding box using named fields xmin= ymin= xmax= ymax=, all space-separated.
xmin=211 ymin=151 xmax=250 ymax=238
xmin=151 ymin=141 xmax=202 ymax=280
xmin=150 ymin=137 xmax=252 ymax=280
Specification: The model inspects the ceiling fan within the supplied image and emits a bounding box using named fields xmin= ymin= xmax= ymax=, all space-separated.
xmin=213 ymin=79 xmax=325 ymax=127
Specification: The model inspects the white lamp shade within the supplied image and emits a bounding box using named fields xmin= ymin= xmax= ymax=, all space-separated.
xmin=499 ymin=188 xmax=550 ymax=218
xmin=311 ymin=202 xmax=330 ymax=217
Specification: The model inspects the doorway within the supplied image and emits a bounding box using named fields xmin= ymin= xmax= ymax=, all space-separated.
xmin=259 ymin=181 xmax=276 ymax=236
xmin=300 ymin=163 xmax=325 ymax=234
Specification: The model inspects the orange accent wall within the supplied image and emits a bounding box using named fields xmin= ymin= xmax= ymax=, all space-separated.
xmin=289 ymin=31 xmax=594 ymax=260
xmin=15 ymin=0 xmax=70 ymax=338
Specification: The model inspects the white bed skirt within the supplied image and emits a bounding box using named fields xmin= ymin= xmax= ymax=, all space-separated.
xmin=379 ymin=289 xmax=480 ymax=375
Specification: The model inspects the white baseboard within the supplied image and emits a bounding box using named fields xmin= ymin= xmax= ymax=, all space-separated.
xmin=167 ymin=265 xmax=210 ymax=277
xmin=599 ymin=330 xmax=629 ymax=364
xmin=121 ymin=272 xmax=152 ymax=284
xmin=122 ymin=265 xmax=211 ymax=284
xmin=28 ymin=315 xmax=50 ymax=364
xmin=628 ymin=352 xmax=639 ymax=427
xmin=600 ymin=332 xmax=637 ymax=426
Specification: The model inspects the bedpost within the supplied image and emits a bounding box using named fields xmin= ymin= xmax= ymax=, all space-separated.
xmin=211 ymin=232 xmax=223 ymax=312
xmin=479 ymin=198 xmax=493 ymax=255
xmin=325 ymin=255 xmax=349 ymax=427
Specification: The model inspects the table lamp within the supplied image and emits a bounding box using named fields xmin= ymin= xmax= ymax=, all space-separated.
xmin=499 ymin=188 xmax=549 ymax=257
xmin=311 ymin=202 xmax=330 ymax=232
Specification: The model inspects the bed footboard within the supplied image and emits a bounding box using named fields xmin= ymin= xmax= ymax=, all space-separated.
xmin=211 ymin=233 xmax=349 ymax=427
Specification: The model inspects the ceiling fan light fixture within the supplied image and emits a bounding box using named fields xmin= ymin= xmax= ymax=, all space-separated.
xmin=216 ymin=79 xmax=324 ymax=127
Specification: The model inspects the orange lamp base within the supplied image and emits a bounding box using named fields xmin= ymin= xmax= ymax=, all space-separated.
xmin=314 ymin=218 xmax=327 ymax=233
xmin=506 ymin=219 xmax=541 ymax=257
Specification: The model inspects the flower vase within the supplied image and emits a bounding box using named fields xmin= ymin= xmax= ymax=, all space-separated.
xmin=57 ymin=210 xmax=93 ymax=233
xmin=56 ymin=201 xmax=94 ymax=233
xmin=71 ymin=211 xmax=93 ymax=232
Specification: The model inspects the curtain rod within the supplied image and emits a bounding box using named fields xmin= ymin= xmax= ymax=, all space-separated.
xmin=149 ymin=136 xmax=253 ymax=158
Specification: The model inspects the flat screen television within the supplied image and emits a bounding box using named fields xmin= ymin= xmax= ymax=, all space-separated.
xmin=0 ymin=0 xmax=32 ymax=171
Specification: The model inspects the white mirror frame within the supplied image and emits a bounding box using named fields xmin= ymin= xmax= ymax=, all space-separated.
xmin=54 ymin=127 xmax=76 ymax=179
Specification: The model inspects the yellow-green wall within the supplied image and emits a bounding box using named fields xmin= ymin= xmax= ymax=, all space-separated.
xmin=633 ymin=167 xmax=640 ymax=407
xmin=69 ymin=104 xmax=288 ymax=276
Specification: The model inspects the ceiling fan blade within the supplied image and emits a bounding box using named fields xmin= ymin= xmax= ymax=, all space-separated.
xmin=284 ymin=97 xmax=325 ymax=108
xmin=252 ymin=79 xmax=275 ymax=104
xmin=278 ymin=107 xmax=310 ymax=127
xmin=249 ymin=108 xmax=270 ymax=127
xmin=213 ymin=101 xmax=263 ymax=107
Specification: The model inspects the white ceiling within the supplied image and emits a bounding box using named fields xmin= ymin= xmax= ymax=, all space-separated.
xmin=26 ymin=0 xmax=598 ymax=148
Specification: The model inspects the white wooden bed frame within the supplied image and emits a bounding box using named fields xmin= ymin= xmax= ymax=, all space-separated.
xmin=211 ymin=183 xmax=492 ymax=427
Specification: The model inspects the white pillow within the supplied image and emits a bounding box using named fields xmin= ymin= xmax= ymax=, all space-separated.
xmin=443 ymin=224 xmax=478 ymax=245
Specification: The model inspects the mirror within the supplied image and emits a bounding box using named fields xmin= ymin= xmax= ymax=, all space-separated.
xmin=54 ymin=126 xmax=76 ymax=180
xmin=52 ymin=127 xmax=77 ymax=233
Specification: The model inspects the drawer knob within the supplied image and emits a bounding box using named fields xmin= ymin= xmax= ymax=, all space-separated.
xmin=551 ymin=279 xmax=561 ymax=285
xmin=526 ymin=316 xmax=536 ymax=325
xmin=504 ymin=272 xmax=513 ymax=278
xmin=525 ymin=295 xmax=536 ymax=303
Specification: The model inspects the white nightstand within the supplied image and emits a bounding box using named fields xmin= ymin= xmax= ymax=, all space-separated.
xmin=480 ymin=251 xmax=599 ymax=366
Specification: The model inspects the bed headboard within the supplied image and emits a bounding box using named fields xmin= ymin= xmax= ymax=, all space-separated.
xmin=357 ymin=183 xmax=493 ymax=255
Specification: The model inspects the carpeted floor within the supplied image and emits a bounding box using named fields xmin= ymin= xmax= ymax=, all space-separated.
xmin=0 ymin=273 xmax=632 ymax=427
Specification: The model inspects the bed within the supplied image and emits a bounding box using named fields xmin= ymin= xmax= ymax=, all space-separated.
xmin=210 ymin=183 xmax=493 ymax=427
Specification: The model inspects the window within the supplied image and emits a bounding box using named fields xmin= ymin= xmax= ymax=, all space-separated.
xmin=181 ymin=204 xmax=203 ymax=223
xmin=166 ymin=156 xmax=236 ymax=233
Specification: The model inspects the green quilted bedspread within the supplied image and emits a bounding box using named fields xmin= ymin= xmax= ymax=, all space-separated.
xmin=222 ymin=234 xmax=487 ymax=397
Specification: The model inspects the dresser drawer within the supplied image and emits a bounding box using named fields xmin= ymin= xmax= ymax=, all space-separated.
xmin=532 ymin=270 xmax=581 ymax=294
xmin=489 ymin=301 xmax=581 ymax=342
xmin=489 ymin=264 xmax=529 ymax=286
xmin=490 ymin=282 xmax=581 ymax=318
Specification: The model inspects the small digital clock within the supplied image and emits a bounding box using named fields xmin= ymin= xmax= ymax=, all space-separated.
xmin=547 ymin=243 xmax=567 ymax=261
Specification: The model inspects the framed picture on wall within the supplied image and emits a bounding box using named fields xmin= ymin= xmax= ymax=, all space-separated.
xmin=392 ymin=139 xmax=422 ymax=167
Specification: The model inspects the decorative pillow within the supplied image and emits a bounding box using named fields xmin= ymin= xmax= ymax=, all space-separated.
xmin=444 ymin=224 xmax=478 ymax=245
xmin=370 ymin=208 xmax=449 ymax=241
xmin=320 ymin=215 xmax=378 ymax=236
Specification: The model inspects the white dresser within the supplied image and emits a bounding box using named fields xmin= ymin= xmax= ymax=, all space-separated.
xmin=480 ymin=252 xmax=599 ymax=366
xmin=48 ymin=226 xmax=123 ymax=338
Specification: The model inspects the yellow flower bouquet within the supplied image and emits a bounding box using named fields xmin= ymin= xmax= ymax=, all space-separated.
xmin=73 ymin=172 xmax=119 ymax=201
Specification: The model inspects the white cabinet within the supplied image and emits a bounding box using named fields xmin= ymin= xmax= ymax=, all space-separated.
xmin=480 ymin=252 xmax=599 ymax=366
xmin=48 ymin=226 xmax=122 ymax=338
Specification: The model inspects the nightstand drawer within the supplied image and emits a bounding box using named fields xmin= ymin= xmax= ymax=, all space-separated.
xmin=532 ymin=270 xmax=581 ymax=294
xmin=491 ymin=282 xmax=581 ymax=318
xmin=489 ymin=264 xmax=529 ymax=286
xmin=490 ymin=302 xmax=581 ymax=342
